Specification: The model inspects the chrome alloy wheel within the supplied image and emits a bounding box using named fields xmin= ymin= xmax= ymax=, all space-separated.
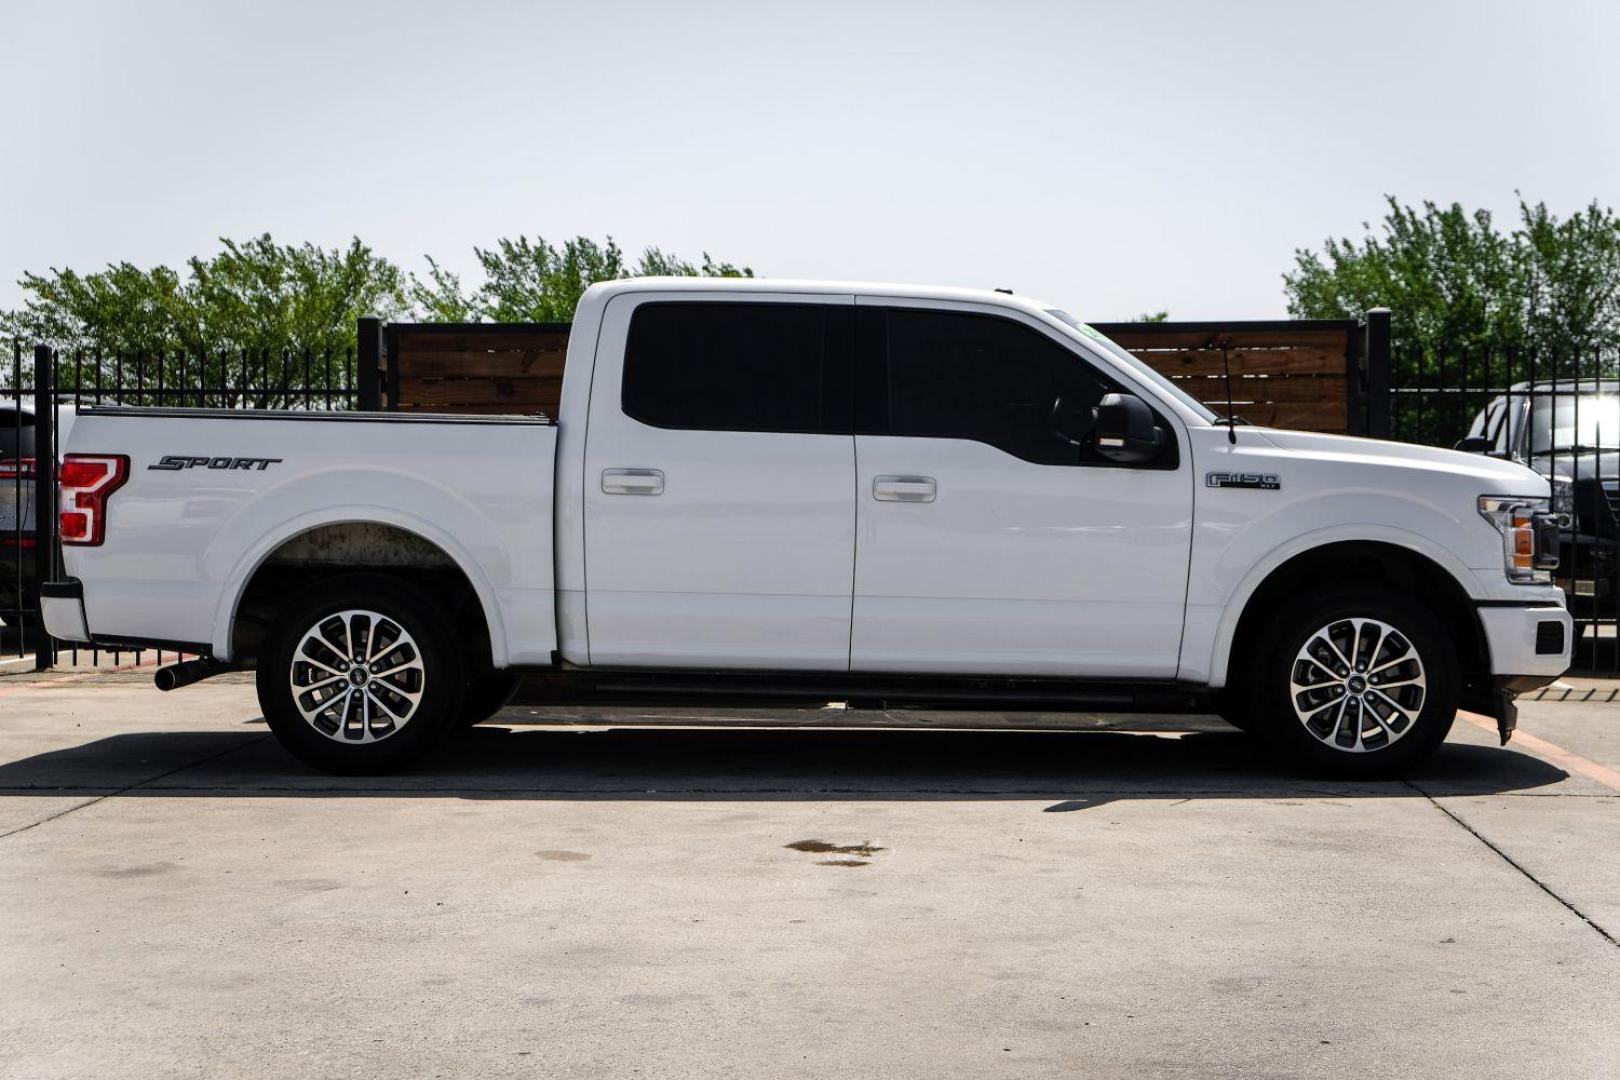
xmin=289 ymin=609 xmax=426 ymax=744
xmin=1288 ymin=617 xmax=1427 ymax=753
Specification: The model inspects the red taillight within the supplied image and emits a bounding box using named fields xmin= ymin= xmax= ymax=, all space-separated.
xmin=59 ymin=454 xmax=129 ymax=546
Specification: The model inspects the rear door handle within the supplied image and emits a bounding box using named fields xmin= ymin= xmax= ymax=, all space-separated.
xmin=872 ymin=475 xmax=936 ymax=503
xmin=602 ymin=468 xmax=665 ymax=496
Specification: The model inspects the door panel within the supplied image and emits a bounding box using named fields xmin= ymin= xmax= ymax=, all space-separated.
xmin=850 ymin=300 xmax=1194 ymax=678
xmin=583 ymin=293 xmax=857 ymax=669
xmin=853 ymin=435 xmax=1191 ymax=676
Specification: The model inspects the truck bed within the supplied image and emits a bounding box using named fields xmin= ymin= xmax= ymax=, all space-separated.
xmin=57 ymin=407 xmax=559 ymax=665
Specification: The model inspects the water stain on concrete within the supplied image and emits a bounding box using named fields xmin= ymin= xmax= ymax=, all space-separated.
xmin=536 ymin=850 xmax=592 ymax=862
xmin=95 ymin=861 xmax=179 ymax=878
xmin=785 ymin=840 xmax=884 ymax=857
xmin=620 ymin=992 xmax=683 ymax=1007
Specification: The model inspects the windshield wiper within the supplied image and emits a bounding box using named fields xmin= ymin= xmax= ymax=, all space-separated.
xmin=1212 ymin=416 xmax=1250 ymax=427
xmin=1532 ymin=444 xmax=1620 ymax=455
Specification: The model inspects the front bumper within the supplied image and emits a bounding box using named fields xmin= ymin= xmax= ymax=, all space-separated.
xmin=1476 ymin=602 xmax=1572 ymax=679
xmin=1468 ymin=601 xmax=1571 ymax=743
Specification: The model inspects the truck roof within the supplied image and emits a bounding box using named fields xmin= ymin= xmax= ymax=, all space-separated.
xmin=586 ymin=277 xmax=1063 ymax=319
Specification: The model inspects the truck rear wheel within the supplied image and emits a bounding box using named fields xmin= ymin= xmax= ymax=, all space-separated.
xmin=1244 ymin=584 xmax=1458 ymax=777
xmin=256 ymin=575 xmax=464 ymax=774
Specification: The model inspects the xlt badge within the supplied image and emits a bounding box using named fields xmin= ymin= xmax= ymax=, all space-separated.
xmin=149 ymin=455 xmax=283 ymax=472
xmin=1206 ymin=471 xmax=1279 ymax=490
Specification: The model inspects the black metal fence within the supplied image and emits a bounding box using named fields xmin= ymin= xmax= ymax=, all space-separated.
xmin=1386 ymin=339 xmax=1620 ymax=671
xmin=2 ymin=341 xmax=359 ymax=671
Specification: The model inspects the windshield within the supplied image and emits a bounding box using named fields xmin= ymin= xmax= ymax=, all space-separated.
xmin=1530 ymin=393 xmax=1620 ymax=453
xmin=1042 ymin=310 xmax=1220 ymax=424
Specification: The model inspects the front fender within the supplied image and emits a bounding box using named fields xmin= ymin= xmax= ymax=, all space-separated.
xmin=1192 ymin=521 xmax=1486 ymax=687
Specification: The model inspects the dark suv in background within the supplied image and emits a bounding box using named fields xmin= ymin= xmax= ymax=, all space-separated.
xmin=2 ymin=403 xmax=39 ymax=633
xmin=1459 ymin=380 xmax=1617 ymax=616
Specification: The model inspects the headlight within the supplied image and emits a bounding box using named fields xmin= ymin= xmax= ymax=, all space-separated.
xmin=1478 ymin=496 xmax=1552 ymax=583
xmin=1550 ymin=475 xmax=1574 ymax=526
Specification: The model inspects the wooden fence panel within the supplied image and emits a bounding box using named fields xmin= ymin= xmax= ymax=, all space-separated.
xmin=386 ymin=323 xmax=570 ymax=418
xmin=1093 ymin=321 xmax=1359 ymax=435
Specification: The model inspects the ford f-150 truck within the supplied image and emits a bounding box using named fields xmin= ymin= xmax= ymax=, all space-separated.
xmin=41 ymin=279 xmax=1571 ymax=776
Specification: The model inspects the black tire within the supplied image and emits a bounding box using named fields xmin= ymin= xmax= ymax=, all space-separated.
xmin=460 ymin=670 xmax=522 ymax=727
xmin=256 ymin=574 xmax=465 ymax=775
xmin=1210 ymin=687 xmax=1257 ymax=734
xmin=1242 ymin=584 xmax=1458 ymax=778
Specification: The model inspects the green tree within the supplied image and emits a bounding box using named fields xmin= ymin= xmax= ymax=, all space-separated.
xmin=474 ymin=235 xmax=626 ymax=322
xmin=1518 ymin=201 xmax=1620 ymax=364
xmin=3 ymin=261 xmax=194 ymax=357
xmin=186 ymin=235 xmax=408 ymax=356
xmin=407 ymin=257 xmax=478 ymax=323
xmin=2 ymin=235 xmax=408 ymax=403
xmin=1286 ymin=196 xmax=1620 ymax=443
xmin=1284 ymin=196 xmax=1620 ymax=376
xmin=3 ymin=235 xmax=407 ymax=356
xmin=635 ymin=246 xmax=754 ymax=280
xmin=409 ymin=235 xmax=754 ymax=323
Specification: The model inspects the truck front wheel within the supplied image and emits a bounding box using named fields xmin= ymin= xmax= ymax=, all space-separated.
xmin=1244 ymin=585 xmax=1458 ymax=777
xmin=256 ymin=575 xmax=464 ymax=774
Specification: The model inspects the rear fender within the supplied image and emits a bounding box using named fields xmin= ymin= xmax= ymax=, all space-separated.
xmin=209 ymin=470 xmax=517 ymax=665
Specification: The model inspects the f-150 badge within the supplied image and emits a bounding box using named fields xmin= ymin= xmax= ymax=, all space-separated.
xmin=1206 ymin=472 xmax=1280 ymax=490
xmin=149 ymin=455 xmax=283 ymax=472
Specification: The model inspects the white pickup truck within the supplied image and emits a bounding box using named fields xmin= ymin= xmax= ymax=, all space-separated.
xmin=42 ymin=279 xmax=1571 ymax=775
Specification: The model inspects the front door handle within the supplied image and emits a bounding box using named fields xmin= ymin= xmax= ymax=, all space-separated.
xmin=602 ymin=468 xmax=665 ymax=496
xmin=873 ymin=475 xmax=936 ymax=503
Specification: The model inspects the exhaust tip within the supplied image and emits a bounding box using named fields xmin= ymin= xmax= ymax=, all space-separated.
xmin=154 ymin=657 xmax=228 ymax=692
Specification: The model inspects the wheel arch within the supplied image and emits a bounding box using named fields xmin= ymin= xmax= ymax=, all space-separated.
xmin=214 ymin=512 xmax=502 ymax=668
xmin=1215 ymin=538 xmax=1490 ymax=691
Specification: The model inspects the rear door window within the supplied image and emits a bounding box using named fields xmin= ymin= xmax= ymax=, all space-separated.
xmin=621 ymin=302 xmax=853 ymax=434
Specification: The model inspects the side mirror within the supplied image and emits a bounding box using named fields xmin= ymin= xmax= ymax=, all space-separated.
xmin=1093 ymin=392 xmax=1165 ymax=464
xmin=1454 ymin=436 xmax=1493 ymax=454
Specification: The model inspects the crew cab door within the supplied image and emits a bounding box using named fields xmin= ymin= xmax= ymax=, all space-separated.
xmin=582 ymin=293 xmax=857 ymax=669
xmin=850 ymin=299 xmax=1193 ymax=678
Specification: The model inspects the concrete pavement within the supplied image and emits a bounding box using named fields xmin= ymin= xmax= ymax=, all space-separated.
xmin=1 ymin=671 xmax=1617 ymax=1079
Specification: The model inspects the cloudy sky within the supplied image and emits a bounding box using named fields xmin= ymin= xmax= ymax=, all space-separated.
xmin=3 ymin=0 xmax=1616 ymax=320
